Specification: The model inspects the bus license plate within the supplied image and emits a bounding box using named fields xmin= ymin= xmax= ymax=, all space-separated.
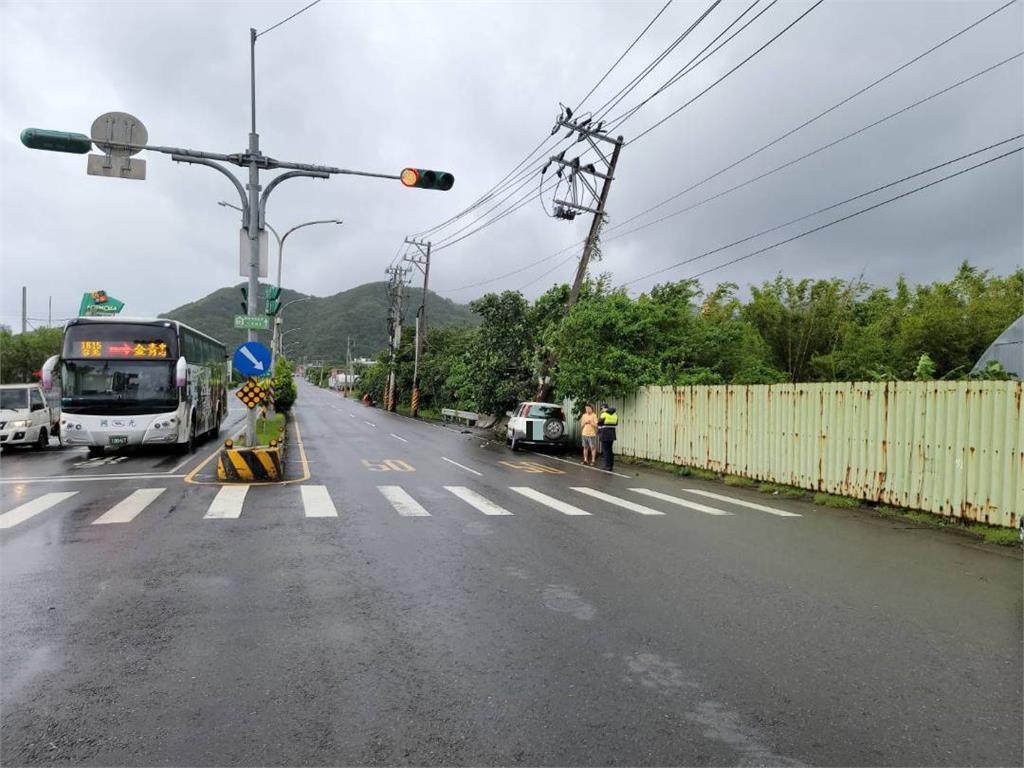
xmin=109 ymin=435 xmax=128 ymax=446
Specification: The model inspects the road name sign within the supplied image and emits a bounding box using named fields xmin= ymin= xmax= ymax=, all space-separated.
xmin=233 ymin=341 xmax=273 ymax=377
xmin=234 ymin=314 xmax=270 ymax=330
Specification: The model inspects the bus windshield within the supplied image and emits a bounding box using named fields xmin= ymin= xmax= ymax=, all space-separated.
xmin=62 ymin=360 xmax=178 ymax=415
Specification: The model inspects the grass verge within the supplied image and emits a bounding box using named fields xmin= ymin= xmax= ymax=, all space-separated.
xmin=759 ymin=482 xmax=807 ymax=499
xmin=877 ymin=505 xmax=1020 ymax=547
xmin=254 ymin=413 xmax=285 ymax=446
xmin=724 ymin=474 xmax=758 ymax=488
xmin=813 ymin=492 xmax=860 ymax=509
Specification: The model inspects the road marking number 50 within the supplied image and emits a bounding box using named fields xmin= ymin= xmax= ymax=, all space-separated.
xmin=362 ymin=459 xmax=415 ymax=472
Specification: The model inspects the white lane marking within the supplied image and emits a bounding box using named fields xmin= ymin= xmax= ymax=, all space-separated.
xmin=364 ymin=421 xmax=376 ymax=428
xmin=301 ymin=485 xmax=338 ymax=518
xmin=0 ymin=473 xmax=187 ymax=485
xmin=629 ymin=488 xmax=733 ymax=516
xmin=525 ymin=450 xmax=631 ymax=478
xmin=681 ymin=488 xmax=801 ymax=517
xmin=390 ymin=433 xmax=408 ymax=443
xmin=442 ymin=457 xmax=483 ymax=476
xmin=509 ymin=487 xmax=591 ymax=516
xmin=571 ymin=487 xmax=665 ymax=515
xmin=92 ymin=488 xmax=166 ymax=525
xmin=204 ymin=486 xmax=248 ymax=519
xmin=445 ymin=486 xmax=513 ymax=516
xmin=0 ymin=492 xmax=78 ymax=530
xmin=378 ymin=486 xmax=430 ymax=516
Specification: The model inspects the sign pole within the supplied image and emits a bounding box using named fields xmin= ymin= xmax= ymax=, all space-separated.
xmin=245 ymin=27 xmax=261 ymax=449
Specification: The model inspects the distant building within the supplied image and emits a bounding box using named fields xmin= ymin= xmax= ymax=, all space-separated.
xmin=972 ymin=315 xmax=1022 ymax=378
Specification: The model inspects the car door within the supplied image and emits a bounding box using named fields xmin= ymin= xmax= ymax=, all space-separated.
xmin=512 ymin=404 xmax=527 ymax=439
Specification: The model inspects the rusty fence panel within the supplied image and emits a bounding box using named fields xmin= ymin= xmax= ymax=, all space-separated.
xmin=606 ymin=381 xmax=1021 ymax=528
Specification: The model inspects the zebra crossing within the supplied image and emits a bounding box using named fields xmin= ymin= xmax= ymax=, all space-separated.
xmin=0 ymin=483 xmax=801 ymax=530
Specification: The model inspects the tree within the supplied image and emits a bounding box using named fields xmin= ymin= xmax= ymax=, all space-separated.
xmin=272 ymin=357 xmax=298 ymax=411
xmin=0 ymin=327 xmax=62 ymax=384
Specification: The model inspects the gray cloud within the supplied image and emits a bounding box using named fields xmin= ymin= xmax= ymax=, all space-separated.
xmin=1 ymin=0 xmax=1021 ymax=330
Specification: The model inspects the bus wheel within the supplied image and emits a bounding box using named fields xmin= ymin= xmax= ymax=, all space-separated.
xmin=186 ymin=418 xmax=196 ymax=453
xmin=87 ymin=446 xmax=104 ymax=458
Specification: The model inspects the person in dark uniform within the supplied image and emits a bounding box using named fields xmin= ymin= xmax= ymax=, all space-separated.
xmin=597 ymin=403 xmax=619 ymax=471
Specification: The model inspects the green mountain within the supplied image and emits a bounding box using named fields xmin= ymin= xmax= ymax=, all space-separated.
xmin=161 ymin=282 xmax=478 ymax=361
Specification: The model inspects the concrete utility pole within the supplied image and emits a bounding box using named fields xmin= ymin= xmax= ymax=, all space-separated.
xmin=536 ymin=112 xmax=626 ymax=401
xmin=21 ymin=286 xmax=27 ymax=334
xmin=346 ymin=336 xmax=353 ymax=395
xmin=383 ymin=264 xmax=409 ymax=411
xmin=402 ymin=239 xmax=431 ymax=417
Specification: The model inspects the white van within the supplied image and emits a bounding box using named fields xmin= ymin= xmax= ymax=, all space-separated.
xmin=0 ymin=383 xmax=60 ymax=450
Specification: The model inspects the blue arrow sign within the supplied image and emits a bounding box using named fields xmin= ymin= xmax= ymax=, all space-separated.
xmin=233 ymin=341 xmax=272 ymax=377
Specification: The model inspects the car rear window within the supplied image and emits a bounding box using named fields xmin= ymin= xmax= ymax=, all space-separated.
xmin=528 ymin=404 xmax=564 ymax=420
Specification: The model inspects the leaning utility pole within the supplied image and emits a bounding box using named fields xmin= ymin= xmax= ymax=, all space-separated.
xmin=402 ymin=239 xmax=431 ymax=417
xmin=536 ymin=107 xmax=626 ymax=399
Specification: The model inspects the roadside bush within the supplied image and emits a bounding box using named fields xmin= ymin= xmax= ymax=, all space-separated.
xmin=273 ymin=357 xmax=298 ymax=412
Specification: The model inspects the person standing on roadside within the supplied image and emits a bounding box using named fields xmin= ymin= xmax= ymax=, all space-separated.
xmin=579 ymin=404 xmax=598 ymax=466
xmin=597 ymin=402 xmax=619 ymax=472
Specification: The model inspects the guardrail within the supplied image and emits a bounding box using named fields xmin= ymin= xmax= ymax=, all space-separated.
xmin=441 ymin=407 xmax=478 ymax=426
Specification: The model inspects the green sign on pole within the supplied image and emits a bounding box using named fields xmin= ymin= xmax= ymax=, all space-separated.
xmin=234 ymin=314 xmax=270 ymax=330
xmin=79 ymin=290 xmax=125 ymax=316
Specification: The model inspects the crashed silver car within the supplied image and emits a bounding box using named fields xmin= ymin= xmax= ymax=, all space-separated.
xmin=506 ymin=401 xmax=569 ymax=451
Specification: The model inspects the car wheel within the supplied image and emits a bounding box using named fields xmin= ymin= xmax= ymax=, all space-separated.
xmin=511 ymin=433 xmax=520 ymax=452
xmin=35 ymin=428 xmax=48 ymax=450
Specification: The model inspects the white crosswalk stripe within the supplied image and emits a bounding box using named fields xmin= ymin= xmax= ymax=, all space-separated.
xmin=571 ymin=487 xmax=665 ymax=515
xmin=378 ymin=486 xmax=430 ymax=516
xmin=628 ymin=488 xmax=733 ymax=516
xmin=92 ymin=488 xmax=165 ymax=525
xmin=445 ymin=486 xmax=513 ymax=515
xmin=680 ymin=488 xmax=801 ymax=517
xmin=509 ymin=487 xmax=591 ymax=516
xmin=204 ymin=486 xmax=248 ymax=519
xmin=0 ymin=492 xmax=78 ymax=529
xmin=301 ymin=485 xmax=338 ymax=517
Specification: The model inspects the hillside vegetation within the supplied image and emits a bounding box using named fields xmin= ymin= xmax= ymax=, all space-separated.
xmin=161 ymin=281 xmax=477 ymax=359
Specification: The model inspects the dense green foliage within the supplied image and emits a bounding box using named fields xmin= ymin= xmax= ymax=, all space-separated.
xmin=357 ymin=262 xmax=1021 ymax=416
xmin=0 ymin=326 xmax=62 ymax=383
xmin=272 ymin=358 xmax=298 ymax=412
xmin=162 ymin=281 xmax=478 ymax=359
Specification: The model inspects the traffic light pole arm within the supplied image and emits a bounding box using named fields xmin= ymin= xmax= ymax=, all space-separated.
xmin=267 ymin=157 xmax=401 ymax=181
xmin=258 ymin=170 xmax=329 ymax=229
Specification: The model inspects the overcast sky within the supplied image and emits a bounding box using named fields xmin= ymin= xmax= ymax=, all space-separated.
xmin=1 ymin=0 xmax=1021 ymax=328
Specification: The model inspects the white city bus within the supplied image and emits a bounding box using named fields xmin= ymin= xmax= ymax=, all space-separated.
xmin=43 ymin=317 xmax=228 ymax=456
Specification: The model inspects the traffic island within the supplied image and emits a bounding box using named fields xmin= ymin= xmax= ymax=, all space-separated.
xmin=217 ymin=413 xmax=287 ymax=482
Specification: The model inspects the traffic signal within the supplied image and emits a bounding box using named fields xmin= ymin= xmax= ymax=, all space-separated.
xmin=21 ymin=128 xmax=92 ymax=154
xmin=400 ymin=168 xmax=454 ymax=191
xmin=240 ymin=286 xmax=248 ymax=314
xmin=265 ymin=286 xmax=282 ymax=316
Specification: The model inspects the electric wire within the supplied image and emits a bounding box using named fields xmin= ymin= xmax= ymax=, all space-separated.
xmin=629 ymin=0 xmax=825 ymax=144
xmin=606 ymin=0 xmax=1020 ymax=231
xmin=258 ymin=0 xmax=323 ymax=37
xmin=605 ymin=49 xmax=1024 ymax=241
xmin=626 ymin=145 xmax=1022 ymax=287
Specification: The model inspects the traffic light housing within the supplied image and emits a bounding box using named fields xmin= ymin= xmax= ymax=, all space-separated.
xmin=240 ymin=286 xmax=248 ymax=314
xmin=400 ymin=168 xmax=454 ymax=191
xmin=265 ymin=286 xmax=282 ymax=316
xmin=21 ymin=128 xmax=92 ymax=154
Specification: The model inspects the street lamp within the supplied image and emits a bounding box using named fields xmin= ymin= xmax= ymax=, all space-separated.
xmin=217 ymin=201 xmax=342 ymax=290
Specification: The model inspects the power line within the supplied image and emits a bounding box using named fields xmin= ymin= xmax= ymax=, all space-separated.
xmin=607 ymin=0 xmax=1020 ymax=231
xmin=628 ymin=145 xmax=1022 ymax=286
xmin=257 ymin=0 xmax=323 ymax=37
xmin=590 ymin=0 xmax=724 ymax=121
xmin=630 ymin=0 xmax=825 ymax=144
xmin=573 ymin=0 xmax=675 ymax=111
xmin=606 ymin=0 xmax=779 ymax=131
xmin=410 ymin=0 xmax=679 ymax=241
xmin=605 ymin=49 xmax=1024 ymax=242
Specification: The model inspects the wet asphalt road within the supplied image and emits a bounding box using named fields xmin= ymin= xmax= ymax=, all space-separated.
xmin=1 ymin=378 xmax=1021 ymax=766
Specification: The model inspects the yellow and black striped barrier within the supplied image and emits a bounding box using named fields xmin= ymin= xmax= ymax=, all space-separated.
xmin=217 ymin=438 xmax=284 ymax=482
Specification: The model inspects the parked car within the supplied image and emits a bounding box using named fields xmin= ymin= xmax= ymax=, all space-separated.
xmin=0 ymin=383 xmax=60 ymax=450
xmin=506 ymin=401 xmax=569 ymax=451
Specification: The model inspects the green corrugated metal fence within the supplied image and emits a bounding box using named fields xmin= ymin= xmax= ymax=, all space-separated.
xmin=601 ymin=381 xmax=1021 ymax=528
